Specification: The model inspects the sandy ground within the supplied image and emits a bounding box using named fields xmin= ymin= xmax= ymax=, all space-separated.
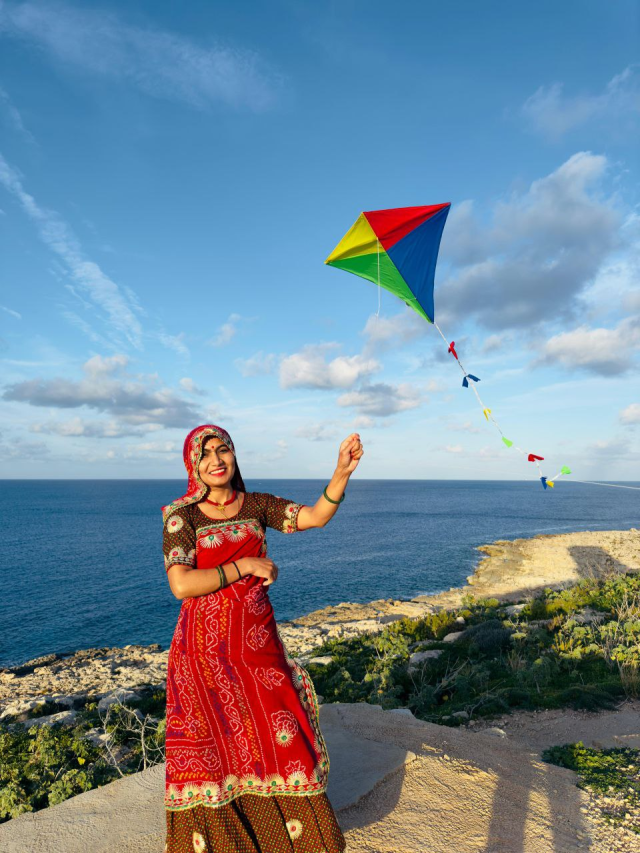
xmin=333 ymin=700 xmax=640 ymax=853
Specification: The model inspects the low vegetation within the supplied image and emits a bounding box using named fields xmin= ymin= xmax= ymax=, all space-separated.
xmin=308 ymin=569 xmax=640 ymax=721
xmin=543 ymin=742 xmax=640 ymax=835
xmin=0 ymin=689 xmax=166 ymax=821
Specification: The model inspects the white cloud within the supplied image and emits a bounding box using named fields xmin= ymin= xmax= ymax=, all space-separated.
xmin=0 ymin=152 xmax=143 ymax=348
xmin=353 ymin=415 xmax=376 ymax=429
xmin=30 ymin=416 xmax=154 ymax=438
xmin=179 ymin=377 xmax=204 ymax=395
xmin=481 ymin=334 xmax=508 ymax=354
xmin=156 ymin=331 xmax=189 ymax=358
xmin=0 ymin=436 xmax=48 ymax=460
xmin=3 ymin=353 xmax=202 ymax=427
xmin=234 ymin=351 xmax=277 ymax=377
xmin=444 ymin=444 xmax=464 ymax=454
xmin=209 ymin=313 xmax=243 ymax=347
xmin=0 ymin=1 xmax=282 ymax=112
xmin=439 ymin=152 xmax=621 ymax=330
xmin=522 ymin=66 xmax=640 ymax=140
xmin=124 ymin=441 xmax=180 ymax=459
xmin=280 ymin=343 xmax=380 ymax=390
xmin=536 ymin=317 xmax=640 ymax=376
xmin=0 ymin=84 xmax=35 ymax=143
xmin=336 ymin=382 xmax=421 ymax=417
xmin=295 ymin=423 xmax=338 ymax=441
xmin=586 ymin=437 xmax=636 ymax=461
xmin=0 ymin=304 xmax=21 ymax=319
xmin=361 ymin=309 xmax=427 ymax=353
xmin=447 ymin=421 xmax=482 ymax=434
xmin=620 ymin=404 xmax=640 ymax=425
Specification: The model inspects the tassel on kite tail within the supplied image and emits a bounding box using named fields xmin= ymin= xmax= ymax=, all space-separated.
xmin=432 ymin=321 xmax=559 ymax=488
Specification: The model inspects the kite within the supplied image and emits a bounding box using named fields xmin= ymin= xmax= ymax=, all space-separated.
xmin=325 ymin=204 xmax=571 ymax=489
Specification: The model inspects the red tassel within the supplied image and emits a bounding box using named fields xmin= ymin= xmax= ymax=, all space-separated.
xmin=528 ymin=453 xmax=544 ymax=462
xmin=448 ymin=341 xmax=458 ymax=360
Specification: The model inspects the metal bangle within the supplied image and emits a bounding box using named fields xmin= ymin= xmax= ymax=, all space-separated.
xmin=232 ymin=560 xmax=242 ymax=581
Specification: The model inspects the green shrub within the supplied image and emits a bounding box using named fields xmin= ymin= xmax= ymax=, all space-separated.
xmin=0 ymin=722 xmax=118 ymax=821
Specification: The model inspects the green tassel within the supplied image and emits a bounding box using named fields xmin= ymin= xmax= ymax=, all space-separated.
xmin=502 ymin=437 xmax=513 ymax=448
xmin=561 ymin=466 xmax=572 ymax=475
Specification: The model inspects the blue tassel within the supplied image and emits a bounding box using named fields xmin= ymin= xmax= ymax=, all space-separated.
xmin=462 ymin=374 xmax=480 ymax=388
xmin=540 ymin=477 xmax=547 ymax=489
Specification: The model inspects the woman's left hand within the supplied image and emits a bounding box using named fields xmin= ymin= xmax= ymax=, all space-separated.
xmin=337 ymin=433 xmax=364 ymax=474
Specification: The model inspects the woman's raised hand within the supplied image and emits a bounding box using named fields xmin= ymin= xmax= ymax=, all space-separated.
xmin=238 ymin=556 xmax=279 ymax=586
xmin=337 ymin=432 xmax=364 ymax=474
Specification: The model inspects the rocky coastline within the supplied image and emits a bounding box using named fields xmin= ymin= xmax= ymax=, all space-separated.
xmin=2 ymin=526 xmax=638 ymax=728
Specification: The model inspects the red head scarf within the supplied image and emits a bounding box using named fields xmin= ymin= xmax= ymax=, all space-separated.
xmin=161 ymin=424 xmax=246 ymax=521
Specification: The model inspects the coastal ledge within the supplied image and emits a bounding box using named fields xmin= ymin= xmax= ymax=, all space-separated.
xmin=1 ymin=527 xmax=639 ymax=714
xmin=278 ymin=526 xmax=640 ymax=657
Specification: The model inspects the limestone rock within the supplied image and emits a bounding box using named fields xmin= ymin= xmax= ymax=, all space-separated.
xmin=20 ymin=709 xmax=78 ymax=729
xmin=442 ymin=631 xmax=466 ymax=643
xmin=97 ymin=689 xmax=141 ymax=712
xmin=408 ymin=650 xmax=443 ymax=668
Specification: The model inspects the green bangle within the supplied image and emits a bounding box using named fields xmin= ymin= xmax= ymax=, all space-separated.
xmin=323 ymin=485 xmax=345 ymax=505
xmin=217 ymin=564 xmax=226 ymax=589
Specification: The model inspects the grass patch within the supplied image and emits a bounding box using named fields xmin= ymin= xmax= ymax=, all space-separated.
xmin=543 ymin=742 xmax=640 ymax=834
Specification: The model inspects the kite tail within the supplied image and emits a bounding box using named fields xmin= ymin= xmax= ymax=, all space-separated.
xmin=432 ymin=321 xmax=571 ymax=489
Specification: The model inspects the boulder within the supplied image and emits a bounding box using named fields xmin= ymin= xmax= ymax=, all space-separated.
xmin=442 ymin=631 xmax=466 ymax=643
xmin=408 ymin=650 xmax=443 ymax=668
xmin=97 ymin=689 xmax=141 ymax=713
xmin=21 ymin=709 xmax=78 ymax=729
xmin=573 ymin=607 xmax=604 ymax=625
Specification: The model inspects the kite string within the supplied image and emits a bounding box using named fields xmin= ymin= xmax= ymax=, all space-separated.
xmin=376 ymin=238 xmax=381 ymax=317
xmin=567 ymin=480 xmax=640 ymax=491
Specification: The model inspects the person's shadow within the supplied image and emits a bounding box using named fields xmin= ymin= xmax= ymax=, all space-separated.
xmin=482 ymin=545 xmax=633 ymax=851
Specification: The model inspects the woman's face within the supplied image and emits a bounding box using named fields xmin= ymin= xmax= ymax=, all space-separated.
xmin=198 ymin=436 xmax=236 ymax=490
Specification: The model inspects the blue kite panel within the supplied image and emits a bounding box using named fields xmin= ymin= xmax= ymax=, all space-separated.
xmin=387 ymin=206 xmax=450 ymax=323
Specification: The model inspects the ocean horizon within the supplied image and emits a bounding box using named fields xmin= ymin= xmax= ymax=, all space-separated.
xmin=2 ymin=478 xmax=638 ymax=669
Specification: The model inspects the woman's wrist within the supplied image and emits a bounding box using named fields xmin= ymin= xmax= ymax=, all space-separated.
xmin=326 ymin=470 xmax=349 ymax=497
xmin=234 ymin=558 xmax=251 ymax=577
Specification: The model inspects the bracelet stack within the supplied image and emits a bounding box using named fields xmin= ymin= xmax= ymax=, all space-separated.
xmin=217 ymin=563 xmax=242 ymax=589
xmin=323 ymin=484 xmax=346 ymax=505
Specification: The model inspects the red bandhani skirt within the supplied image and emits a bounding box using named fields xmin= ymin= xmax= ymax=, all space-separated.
xmin=165 ymin=518 xmax=346 ymax=852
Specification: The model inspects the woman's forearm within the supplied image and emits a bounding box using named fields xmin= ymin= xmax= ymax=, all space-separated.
xmin=177 ymin=561 xmax=246 ymax=600
xmin=308 ymin=468 xmax=350 ymax=527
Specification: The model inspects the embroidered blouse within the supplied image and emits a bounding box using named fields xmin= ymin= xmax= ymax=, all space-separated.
xmin=162 ymin=491 xmax=304 ymax=572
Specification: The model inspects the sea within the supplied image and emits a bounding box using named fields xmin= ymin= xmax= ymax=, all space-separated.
xmin=1 ymin=479 xmax=638 ymax=669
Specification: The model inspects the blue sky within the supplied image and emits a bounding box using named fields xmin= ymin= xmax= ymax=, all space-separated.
xmin=0 ymin=0 xmax=638 ymax=481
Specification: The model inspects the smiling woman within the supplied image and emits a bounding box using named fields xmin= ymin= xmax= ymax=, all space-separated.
xmin=160 ymin=423 xmax=363 ymax=853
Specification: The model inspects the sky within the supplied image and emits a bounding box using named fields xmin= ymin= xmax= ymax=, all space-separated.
xmin=0 ymin=0 xmax=639 ymax=481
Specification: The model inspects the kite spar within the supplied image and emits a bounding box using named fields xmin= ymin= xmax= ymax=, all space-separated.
xmin=325 ymin=204 xmax=571 ymax=488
